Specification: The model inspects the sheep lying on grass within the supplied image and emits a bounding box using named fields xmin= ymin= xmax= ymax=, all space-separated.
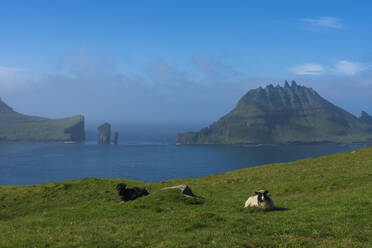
xmin=116 ymin=183 xmax=149 ymax=202
xmin=244 ymin=190 xmax=274 ymax=210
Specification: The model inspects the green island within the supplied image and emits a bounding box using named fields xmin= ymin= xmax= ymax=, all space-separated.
xmin=0 ymin=98 xmax=85 ymax=141
xmin=1 ymin=146 xmax=371 ymax=247
xmin=178 ymin=81 xmax=372 ymax=144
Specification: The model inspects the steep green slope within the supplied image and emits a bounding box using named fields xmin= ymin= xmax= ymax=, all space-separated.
xmin=0 ymin=146 xmax=371 ymax=247
xmin=178 ymin=81 xmax=372 ymax=144
xmin=0 ymin=98 xmax=85 ymax=141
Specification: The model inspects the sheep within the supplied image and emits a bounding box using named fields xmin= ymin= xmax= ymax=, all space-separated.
xmin=244 ymin=190 xmax=274 ymax=210
xmin=116 ymin=183 xmax=149 ymax=202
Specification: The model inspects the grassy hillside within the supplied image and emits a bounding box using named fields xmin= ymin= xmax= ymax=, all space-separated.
xmin=0 ymin=98 xmax=85 ymax=141
xmin=178 ymin=82 xmax=372 ymax=144
xmin=1 ymin=147 xmax=372 ymax=247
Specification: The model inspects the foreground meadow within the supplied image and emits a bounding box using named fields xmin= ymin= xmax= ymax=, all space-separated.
xmin=1 ymin=146 xmax=371 ymax=247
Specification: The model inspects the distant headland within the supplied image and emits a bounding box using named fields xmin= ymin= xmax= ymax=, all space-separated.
xmin=0 ymin=97 xmax=85 ymax=142
xmin=177 ymin=81 xmax=372 ymax=145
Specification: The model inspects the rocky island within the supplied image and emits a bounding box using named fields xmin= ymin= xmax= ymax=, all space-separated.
xmin=0 ymin=97 xmax=85 ymax=142
xmin=113 ymin=132 xmax=119 ymax=144
xmin=178 ymin=81 xmax=372 ymax=144
xmin=97 ymin=122 xmax=111 ymax=144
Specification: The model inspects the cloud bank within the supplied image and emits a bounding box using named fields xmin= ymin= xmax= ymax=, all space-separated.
xmin=1 ymin=49 xmax=372 ymax=123
xmin=290 ymin=60 xmax=369 ymax=76
xmin=0 ymin=50 xmax=255 ymax=123
xmin=289 ymin=64 xmax=324 ymax=75
xmin=332 ymin=60 xmax=368 ymax=75
xmin=300 ymin=17 xmax=342 ymax=28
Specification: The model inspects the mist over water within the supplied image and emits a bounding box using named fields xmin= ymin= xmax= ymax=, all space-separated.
xmin=84 ymin=122 xmax=206 ymax=144
xmin=0 ymin=123 xmax=365 ymax=186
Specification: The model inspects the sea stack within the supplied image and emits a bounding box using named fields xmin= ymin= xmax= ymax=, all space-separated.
xmin=113 ymin=132 xmax=119 ymax=144
xmin=97 ymin=122 xmax=111 ymax=144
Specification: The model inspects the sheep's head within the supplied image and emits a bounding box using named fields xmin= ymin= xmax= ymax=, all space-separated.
xmin=116 ymin=183 xmax=127 ymax=192
xmin=255 ymin=190 xmax=269 ymax=202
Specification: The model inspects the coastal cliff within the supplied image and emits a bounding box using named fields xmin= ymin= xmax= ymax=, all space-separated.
xmin=0 ymin=98 xmax=85 ymax=141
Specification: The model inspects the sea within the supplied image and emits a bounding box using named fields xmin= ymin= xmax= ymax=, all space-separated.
xmin=0 ymin=123 xmax=366 ymax=185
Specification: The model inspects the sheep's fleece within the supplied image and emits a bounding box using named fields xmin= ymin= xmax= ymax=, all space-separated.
xmin=244 ymin=190 xmax=274 ymax=210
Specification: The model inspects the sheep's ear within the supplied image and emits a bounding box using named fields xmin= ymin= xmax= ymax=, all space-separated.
xmin=264 ymin=190 xmax=269 ymax=194
xmin=255 ymin=191 xmax=259 ymax=195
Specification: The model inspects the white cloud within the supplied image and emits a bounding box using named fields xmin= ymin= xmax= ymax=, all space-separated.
xmin=289 ymin=64 xmax=324 ymax=75
xmin=301 ymin=17 xmax=342 ymax=28
xmin=289 ymin=60 xmax=369 ymax=76
xmin=332 ymin=60 xmax=367 ymax=75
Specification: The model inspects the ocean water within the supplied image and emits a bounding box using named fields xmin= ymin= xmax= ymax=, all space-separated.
xmin=0 ymin=124 xmax=365 ymax=185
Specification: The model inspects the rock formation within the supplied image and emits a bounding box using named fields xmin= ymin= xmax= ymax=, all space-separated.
xmin=161 ymin=184 xmax=195 ymax=197
xmin=97 ymin=122 xmax=111 ymax=144
xmin=113 ymin=132 xmax=119 ymax=144
xmin=360 ymin=111 xmax=372 ymax=125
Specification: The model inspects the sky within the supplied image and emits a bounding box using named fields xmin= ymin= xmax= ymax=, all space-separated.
xmin=1 ymin=0 xmax=372 ymax=124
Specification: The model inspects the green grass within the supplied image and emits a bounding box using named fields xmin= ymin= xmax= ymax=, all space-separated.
xmin=1 ymin=147 xmax=372 ymax=247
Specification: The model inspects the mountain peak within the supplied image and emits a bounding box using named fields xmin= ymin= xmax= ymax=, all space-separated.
xmin=360 ymin=111 xmax=372 ymax=125
xmin=178 ymin=82 xmax=372 ymax=144
xmin=361 ymin=111 xmax=370 ymax=117
xmin=261 ymin=80 xmax=302 ymax=91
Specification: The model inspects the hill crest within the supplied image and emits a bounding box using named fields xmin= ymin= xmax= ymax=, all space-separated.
xmin=178 ymin=81 xmax=372 ymax=144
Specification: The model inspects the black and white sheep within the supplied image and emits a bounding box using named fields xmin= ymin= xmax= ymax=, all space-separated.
xmin=244 ymin=190 xmax=274 ymax=210
xmin=116 ymin=183 xmax=149 ymax=202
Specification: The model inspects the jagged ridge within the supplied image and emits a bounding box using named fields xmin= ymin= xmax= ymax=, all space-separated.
xmin=178 ymin=81 xmax=372 ymax=144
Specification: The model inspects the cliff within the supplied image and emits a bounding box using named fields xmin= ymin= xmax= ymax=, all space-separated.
xmin=0 ymin=98 xmax=85 ymax=141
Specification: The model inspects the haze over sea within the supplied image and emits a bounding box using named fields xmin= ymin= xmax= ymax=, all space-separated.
xmin=0 ymin=123 xmax=365 ymax=186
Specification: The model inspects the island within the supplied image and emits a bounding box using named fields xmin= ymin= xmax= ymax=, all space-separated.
xmin=113 ymin=131 xmax=119 ymax=144
xmin=177 ymin=81 xmax=372 ymax=144
xmin=97 ymin=122 xmax=111 ymax=144
xmin=0 ymin=97 xmax=85 ymax=142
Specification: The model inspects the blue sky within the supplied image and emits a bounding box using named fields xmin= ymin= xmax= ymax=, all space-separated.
xmin=1 ymin=0 xmax=371 ymax=123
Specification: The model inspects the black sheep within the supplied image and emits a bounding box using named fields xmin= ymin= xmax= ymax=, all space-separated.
xmin=116 ymin=183 xmax=149 ymax=202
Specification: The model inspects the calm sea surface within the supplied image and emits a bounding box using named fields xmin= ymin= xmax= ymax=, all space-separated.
xmin=0 ymin=124 xmax=366 ymax=185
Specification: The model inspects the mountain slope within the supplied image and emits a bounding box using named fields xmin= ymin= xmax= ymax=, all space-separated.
xmin=178 ymin=81 xmax=372 ymax=144
xmin=0 ymin=98 xmax=85 ymax=141
xmin=360 ymin=111 xmax=372 ymax=126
